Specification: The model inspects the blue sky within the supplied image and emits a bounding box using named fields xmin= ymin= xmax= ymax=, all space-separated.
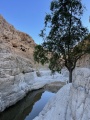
xmin=0 ymin=0 xmax=90 ymax=44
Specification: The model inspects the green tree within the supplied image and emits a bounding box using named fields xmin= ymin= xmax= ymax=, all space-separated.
xmin=34 ymin=0 xmax=89 ymax=83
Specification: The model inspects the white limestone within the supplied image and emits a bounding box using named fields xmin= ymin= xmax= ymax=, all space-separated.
xmin=33 ymin=68 xmax=90 ymax=120
xmin=0 ymin=68 xmax=67 ymax=112
xmin=33 ymin=84 xmax=71 ymax=120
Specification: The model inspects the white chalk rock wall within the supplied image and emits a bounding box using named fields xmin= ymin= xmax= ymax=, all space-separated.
xmin=0 ymin=15 xmax=36 ymax=112
xmin=34 ymin=68 xmax=90 ymax=120
xmin=68 ymin=68 xmax=90 ymax=120
xmin=0 ymin=43 xmax=34 ymax=112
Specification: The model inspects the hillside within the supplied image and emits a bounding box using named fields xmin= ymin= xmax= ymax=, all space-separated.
xmin=0 ymin=15 xmax=36 ymax=65
xmin=0 ymin=15 xmax=37 ymax=111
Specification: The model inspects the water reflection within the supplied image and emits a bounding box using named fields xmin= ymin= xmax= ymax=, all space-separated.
xmin=0 ymin=89 xmax=55 ymax=120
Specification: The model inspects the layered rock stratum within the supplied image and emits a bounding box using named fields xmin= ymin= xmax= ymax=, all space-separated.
xmin=0 ymin=15 xmax=36 ymax=111
xmin=0 ymin=15 xmax=66 ymax=112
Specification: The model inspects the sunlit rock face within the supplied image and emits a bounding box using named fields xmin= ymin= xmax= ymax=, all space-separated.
xmin=0 ymin=15 xmax=36 ymax=111
xmin=33 ymin=68 xmax=90 ymax=120
xmin=76 ymin=54 xmax=90 ymax=68
xmin=0 ymin=15 xmax=36 ymax=62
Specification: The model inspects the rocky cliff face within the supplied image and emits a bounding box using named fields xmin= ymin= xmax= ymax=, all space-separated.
xmin=0 ymin=15 xmax=36 ymax=111
xmin=68 ymin=68 xmax=90 ymax=120
xmin=76 ymin=54 xmax=90 ymax=68
xmin=0 ymin=15 xmax=35 ymax=63
xmin=0 ymin=15 xmax=36 ymax=74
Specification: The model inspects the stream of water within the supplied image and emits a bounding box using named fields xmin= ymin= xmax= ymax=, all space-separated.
xmin=0 ymin=89 xmax=56 ymax=120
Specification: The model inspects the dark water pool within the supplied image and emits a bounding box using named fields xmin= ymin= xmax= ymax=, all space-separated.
xmin=0 ymin=89 xmax=55 ymax=120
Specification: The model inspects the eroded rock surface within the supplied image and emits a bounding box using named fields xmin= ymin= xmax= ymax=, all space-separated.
xmin=0 ymin=15 xmax=36 ymax=111
xmin=76 ymin=54 xmax=90 ymax=68
xmin=68 ymin=68 xmax=90 ymax=120
xmin=33 ymin=68 xmax=90 ymax=120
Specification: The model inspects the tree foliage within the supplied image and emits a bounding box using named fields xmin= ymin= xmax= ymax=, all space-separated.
xmin=34 ymin=0 xmax=89 ymax=83
xmin=34 ymin=45 xmax=48 ymax=65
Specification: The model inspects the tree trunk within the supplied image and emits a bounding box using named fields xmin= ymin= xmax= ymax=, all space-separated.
xmin=69 ymin=69 xmax=72 ymax=83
